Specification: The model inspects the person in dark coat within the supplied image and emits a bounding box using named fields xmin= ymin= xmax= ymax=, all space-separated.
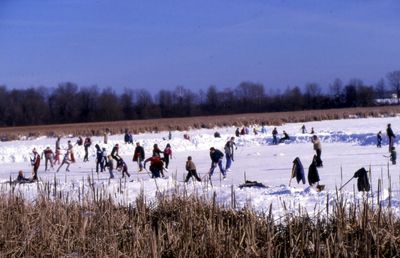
xmin=95 ymin=144 xmax=105 ymax=172
xmin=124 ymin=131 xmax=130 ymax=144
xmin=387 ymin=123 xmax=396 ymax=153
xmin=377 ymin=131 xmax=382 ymax=148
xmin=133 ymin=142 xmax=145 ymax=171
xmin=152 ymin=144 xmax=163 ymax=157
xmin=15 ymin=170 xmax=33 ymax=184
xmin=353 ymin=168 xmax=370 ymax=192
xmin=301 ymin=124 xmax=306 ymax=134
xmin=111 ymin=144 xmax=122 ymax=167
xmin=390 ymin=146 xmax=397 ymax=165
xmin=117 ymin=159 xmax=130 ymax=178
xmin=184 ymin=156 xmax=201 ymax=182
xmin=83 ymin=137 xmax=91 ymax=162
xmin=308 ymin=155 xmax=320 ymax=186
xmin=279 ymin=131 xmax=290 ymax=143
xmin=41 ymin=146 xmax=54 ymax=171
xmin=235 ymin=128 xmax=240 ymax=137
xmin=163 ymin=143 xmax=172 ymax=169
xmin=144 ymin=154 xmax=165 ymax=178
xmin=290 ymin=157 xmax=305 ymax=185
xmin=209 ymin=147 xmax=226 ymax=179
xmin=272 ymin=128 xmax=278 ymax=145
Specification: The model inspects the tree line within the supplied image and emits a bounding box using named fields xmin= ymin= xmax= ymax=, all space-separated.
xmin=0 ymin=71 xmax=399 ymax=127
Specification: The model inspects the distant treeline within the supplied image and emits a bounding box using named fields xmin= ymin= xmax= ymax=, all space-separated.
xmin=1 ymin=72 xmax=399 ymax=127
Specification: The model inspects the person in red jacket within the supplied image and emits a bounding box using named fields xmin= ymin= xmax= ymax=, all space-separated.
xmin=144 ymin=154 xmax=165 ymax=178
xmin=31 ymin=148 xmax=41 ymax=180
xmin=163 ymin=143 xmax=172 ymax=169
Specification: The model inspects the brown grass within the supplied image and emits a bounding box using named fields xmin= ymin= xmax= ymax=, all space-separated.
xmin=1 ymin=190 xmax=400 ymax=257
xmin=0 ymin=106 xmax=399 ymax=140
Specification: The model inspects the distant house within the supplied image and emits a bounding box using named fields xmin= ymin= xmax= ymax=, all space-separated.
xmin=375 ymin=93 xmax=399 ymax=105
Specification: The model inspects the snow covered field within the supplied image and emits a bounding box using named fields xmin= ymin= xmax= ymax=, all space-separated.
xmin=2 ymin=116 xmax=400 ymax=219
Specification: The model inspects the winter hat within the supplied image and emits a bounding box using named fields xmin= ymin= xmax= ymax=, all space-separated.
xmin=210 ymin=147 xmax=215 ymax=151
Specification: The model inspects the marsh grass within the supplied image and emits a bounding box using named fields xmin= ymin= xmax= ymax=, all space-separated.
xmin=1 ymin=187 xmax=400 ymax=257
xmin=0 ymin=106 xmax=399 ymax=140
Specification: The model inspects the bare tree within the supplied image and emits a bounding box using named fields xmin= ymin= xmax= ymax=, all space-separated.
xmin=375 ymin=78 xmax=386 ymax=99
xmin=387 ymin=71 xmax=400 ymax=104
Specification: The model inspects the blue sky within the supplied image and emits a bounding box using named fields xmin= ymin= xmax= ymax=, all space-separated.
xmin=0 ymin=0 xmax=399 ymax=93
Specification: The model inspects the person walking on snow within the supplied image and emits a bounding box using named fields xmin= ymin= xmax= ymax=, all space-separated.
xmin=106 ymin=155 xmax=114 ymax=179
xmin=311 ymin=135 xmax=323 ymax=167
xmin=152 ymin=143 xmax=163 ymax=157
xmin=224 ymin=137 xmax=237 ymax=171
xmin=163 ymin=143 xmax=172 ymax=169
xmin=41 ymin=146 xmax=54 ymax=171
xmin=30 ymin=148 xmax=40 ymax=181
xmin=390 ymin=146 xmax=397 ymax=165
xmin=67 ymin=140 xmax=75 ymax=163
xmin=95 ymin=144 xmax=105 ymax=172
xmin=144 ymin=154 xmax=165 ymax=178
xmin=387 ymin=123 xmax=396 ymax=152
xmin=83 ymin=137 xmax=91 ymax=162
xmin=57 ymin=151 xmax=71 ymax=172
xmin=272 ymin=127 xmax=278 ymax=145
xmin=209 ymin=147 xmax=226 ymax=179
xmin=185 ymin=156 xmax=201 ymax=182
xmin=133 ymin=142 xmax=145 ymax=171
xmin=111 ymin=144 xmax=122 ymax=167
xmin=377 ymin=131 xmax=382 ymax=148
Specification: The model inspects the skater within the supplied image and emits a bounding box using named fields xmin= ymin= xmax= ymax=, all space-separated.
xmin=15 ymin=170 xmax=33 ymax=184
xmin=103 ymin=131 xmax=109 ymax=144
xmin=95 ymin=144 xmax=105 ymax=172
xmin=54 ymin=147 xmax=61 ymax=165
xmin=184 ymin=156 xmax=201 ymax=182
xmin=260 ymin=125 xmax=267 ymax=134
xmin=83 ymin=136 xmax=91 ymax=162
xmin=106 ymin=155 xmax=114 ymax=179
xmin=311 ymin=135 xmax=323 ymax=167
xmin=209 ymin=147 xmax=226 ymax=179
xmin=279 ymin=130 xmax=290 ymax=143
xmin=387 ymin=123 xmax=396 ymax=152
xmin=124 ymin=130 xmax=130 ymax=144
xmin=57 ymin=151 xmax=71 ymax=172
xmin=133 ymin=142 xmax=145 ymax=171
xmin=290 ymin=157 xmax=305 ymax=185
xmin=41 ymin=146 xmax=54 ymax=171
xmin=144 ymin=154 xmax=165 ymax=178
xmin=301 ymin=125 xmax=307 ymax=134
xmin=111 ymin=144 xmax=122 ymax=166
xmin=224 ymin=137 xmax=237 ymax=171
xmin=152 ymin=143 xmax=162 ymax=157
xmin=253 ymin=128 xmax=258 ymax=135
xmin=377 ymin=131 xmax=382 ymax=148
xmin=67 ymin=140 xmax=75 ymax=163
xmin=76 ymin=136 xmax=83 ymax=146
xmin=30 ymin=148 xmax=41 ymax=181
xmin=117 ymin=159 xmax=130 ymax=178
xmin=163 ymin=143 xmax=172 ymax=169
xmin=390 ymin=146 xmax=397 ymax=165
xmin=235 ymin=128 xmax=240 ymax=137
xmin=310 ymin=127 xmax=315 ymax=134
xmin=55 ymin=136 xmax=61 ymax=152
xmin=168 ymin=130 xmax=172 ymax=140
xmin=272 ymin=127 xmax=278 ymax=145
xmin=308 ymin=155 xmax=320 ymax=186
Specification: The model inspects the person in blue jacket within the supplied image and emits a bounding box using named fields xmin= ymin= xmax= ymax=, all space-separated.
xmin=209 ymin=147 xmax=226 ymax=179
